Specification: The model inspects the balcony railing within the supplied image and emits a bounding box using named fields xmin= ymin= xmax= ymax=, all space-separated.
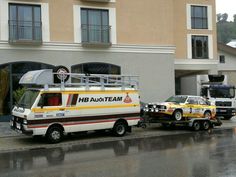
xmin=81 ymin=24 xmax=111 ymax=46
xmin=8 ymin=20 xmax=42 ymax=44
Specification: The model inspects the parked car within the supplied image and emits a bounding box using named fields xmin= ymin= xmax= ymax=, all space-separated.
xmin=143 ymin=95 xmax=216 ymax=121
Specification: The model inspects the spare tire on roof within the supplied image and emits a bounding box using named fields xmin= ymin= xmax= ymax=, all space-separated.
xmin=208 ymin=75 xmax=224 ymax=82
xmin=53 ymin=65 xmax=70 ymax=83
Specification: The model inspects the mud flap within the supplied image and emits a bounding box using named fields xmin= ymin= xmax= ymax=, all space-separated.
xmin=127 ymin=126 xmax=132 ymax=133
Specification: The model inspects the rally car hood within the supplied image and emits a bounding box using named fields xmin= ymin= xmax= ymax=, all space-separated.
xmin=148 ymin=102 xmax=183 ymax=106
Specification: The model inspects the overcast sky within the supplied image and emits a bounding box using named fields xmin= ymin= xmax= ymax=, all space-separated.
xmin=216 ymin=0 xmax=236 ymax=21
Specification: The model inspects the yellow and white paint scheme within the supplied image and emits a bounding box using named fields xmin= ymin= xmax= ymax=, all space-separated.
xmin=144 ymin=95 xmax=216 ymax=120
xmin=12 ymin=87 xmax=140 ymax=136
xmin=11 ymin=69 xmax=141 ymax=138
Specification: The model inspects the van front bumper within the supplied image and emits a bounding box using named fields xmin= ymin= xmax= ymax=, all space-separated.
xmin=10 ymin=117 xmax=33 ymax=135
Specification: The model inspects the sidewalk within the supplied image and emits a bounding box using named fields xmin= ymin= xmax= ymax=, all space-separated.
xmin=0 ymin=122 xmax=18 ymax=137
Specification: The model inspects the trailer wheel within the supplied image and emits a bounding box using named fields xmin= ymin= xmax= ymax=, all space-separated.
xmin=192 ymin=121 xmax=201 ymax=131
xmin=113 ymin=121 xmax=127 ymax=137
xmin=46 ymin=126 xmax=63 ymax=143
xmin=172 ymin=110 xmax=183 ymax=121
xmin=202 ymin=120 xmax=210 ymax=130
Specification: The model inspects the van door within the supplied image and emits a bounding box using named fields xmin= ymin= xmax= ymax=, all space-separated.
xmin=36 ymin=93 xmax=64 ymax=118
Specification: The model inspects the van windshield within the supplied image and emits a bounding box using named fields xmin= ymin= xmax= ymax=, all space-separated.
xmin=17 ymin=90 xmax=39 ymax=109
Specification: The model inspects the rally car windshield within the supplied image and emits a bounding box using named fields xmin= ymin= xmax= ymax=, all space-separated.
xmin=209 ymin=87 xmax=235 ymax=98
xmin=17 ymin=90 xmax=39 ymax=109
xmin=165 ymin=96 xmax=187 ymax=104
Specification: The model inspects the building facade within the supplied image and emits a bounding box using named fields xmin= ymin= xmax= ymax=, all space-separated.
xmin=0 ymin=0 xmax=217 ymax=118
xmin=218 ymin=43 xmax=236 ymax=85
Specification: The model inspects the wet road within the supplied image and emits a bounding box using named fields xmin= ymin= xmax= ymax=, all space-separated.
xmin=1 ymin=128 xmax=236 ymax=177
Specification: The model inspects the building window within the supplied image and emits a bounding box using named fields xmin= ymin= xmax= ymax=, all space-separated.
xmin=192 ymin=35 xmax=208 ymax=59
xmin=219 ymin=55 xmax=225 ymax=63
xmin=191 ymin=6 xmax=208 ymax=29
xmin=81 ymin=8 xmax=110 ymax=45
xmin=9 ymin=4 xmax=42 ymax=43
xmin=72 ymin=62 xmax=120 ymax=75
xmin=0 ymin=62 xmax=54 ymax=119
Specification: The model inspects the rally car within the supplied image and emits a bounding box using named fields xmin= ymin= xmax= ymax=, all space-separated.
xmin=143 ymin=95 xmax=216 ymax=121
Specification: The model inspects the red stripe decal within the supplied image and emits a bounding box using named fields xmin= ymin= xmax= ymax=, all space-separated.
xmin=27 ymin=117 xmax=140 ymax=129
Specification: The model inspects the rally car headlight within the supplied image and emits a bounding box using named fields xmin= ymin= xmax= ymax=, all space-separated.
xmin=153 ymin=105 xmax=157 ymax=109
xmin=151 ymin=108 xmax=154 ymax=112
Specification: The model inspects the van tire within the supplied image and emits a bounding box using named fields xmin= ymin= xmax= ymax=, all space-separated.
xmin=113 ymin=122 xmax=127 ymax=137
xmin=46 ymin=126 xmax=63 ymax=143
xmin=53 ymin=65 xmax=70 ymax=83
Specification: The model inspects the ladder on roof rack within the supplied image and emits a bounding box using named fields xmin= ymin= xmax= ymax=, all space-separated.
xmin=58 ymin=73 xmax=139 ymax=90
xmin=19 ymin=69 xmax=139 ymax=90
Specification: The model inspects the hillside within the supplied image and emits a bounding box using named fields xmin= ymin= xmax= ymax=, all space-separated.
xmin=217 ymin=13 xmax=236 ymax=44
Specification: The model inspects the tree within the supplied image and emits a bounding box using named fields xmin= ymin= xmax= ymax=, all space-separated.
xmin=217 ymin=13 xmax=222 ymax=22
xmin=216 ymin=12 xmax=236 ymax=43
xmin=222 ymin=13 xmax=228 ymax=22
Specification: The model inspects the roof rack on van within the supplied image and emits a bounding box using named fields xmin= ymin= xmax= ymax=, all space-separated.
xmin=19 ymin=69 xmax=139 ymax=90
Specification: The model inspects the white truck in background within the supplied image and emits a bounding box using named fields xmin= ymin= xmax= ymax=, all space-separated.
xmin=181 ymin=75 xmax=236 ymax=120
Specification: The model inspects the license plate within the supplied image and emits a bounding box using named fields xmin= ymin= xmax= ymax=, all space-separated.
xmin=16 ymin=123 xmax=21 ymax=130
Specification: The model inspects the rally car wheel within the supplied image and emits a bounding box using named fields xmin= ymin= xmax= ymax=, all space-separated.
xmin=204 ymin=111 xmax=212 ymax=119
xmin=172 ymin=110 xmax=183 ymax=121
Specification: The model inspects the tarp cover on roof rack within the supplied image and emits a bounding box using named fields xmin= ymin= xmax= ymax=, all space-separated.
xmin=19 ymin=69 xmax=53 ymax=85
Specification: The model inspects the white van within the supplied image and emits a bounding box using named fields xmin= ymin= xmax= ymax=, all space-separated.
xmin=11 ymin=69 xmax=141 ymax=143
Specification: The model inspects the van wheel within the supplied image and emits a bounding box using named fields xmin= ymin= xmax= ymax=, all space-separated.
xmin=53 ymin=65 xmax=69 ymax=83
xmin=202 ymin=121 xmax=210 ymax=130
xmin=172 ymin=110 xmax=182 ymax=121
xmin=192 ymin=121 xmax=201 ymax=131
xmin=46 ymin=126 xmax=63 ymax=143
xmin=113 ymin=122 xmax=127 ymax=137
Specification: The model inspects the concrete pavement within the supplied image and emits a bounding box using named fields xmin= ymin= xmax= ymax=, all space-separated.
xmin=0 ymin=117 xmax=236 ymax=153
xmin=0 ymin=121 xmax=18 ymax=138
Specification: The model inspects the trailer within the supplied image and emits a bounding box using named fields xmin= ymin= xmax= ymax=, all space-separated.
xmin=142 ymin=95 xmax=222 ymax=131
xmin=146 ymin=117 xmax=222 ymax=131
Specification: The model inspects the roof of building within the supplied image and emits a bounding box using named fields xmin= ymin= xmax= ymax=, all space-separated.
xmin=218 ymin=42 xmax=236 ymax=56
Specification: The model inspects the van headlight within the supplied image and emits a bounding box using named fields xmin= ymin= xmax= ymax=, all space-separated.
xmin=23 ymin=119 xmax=27 ymax=124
